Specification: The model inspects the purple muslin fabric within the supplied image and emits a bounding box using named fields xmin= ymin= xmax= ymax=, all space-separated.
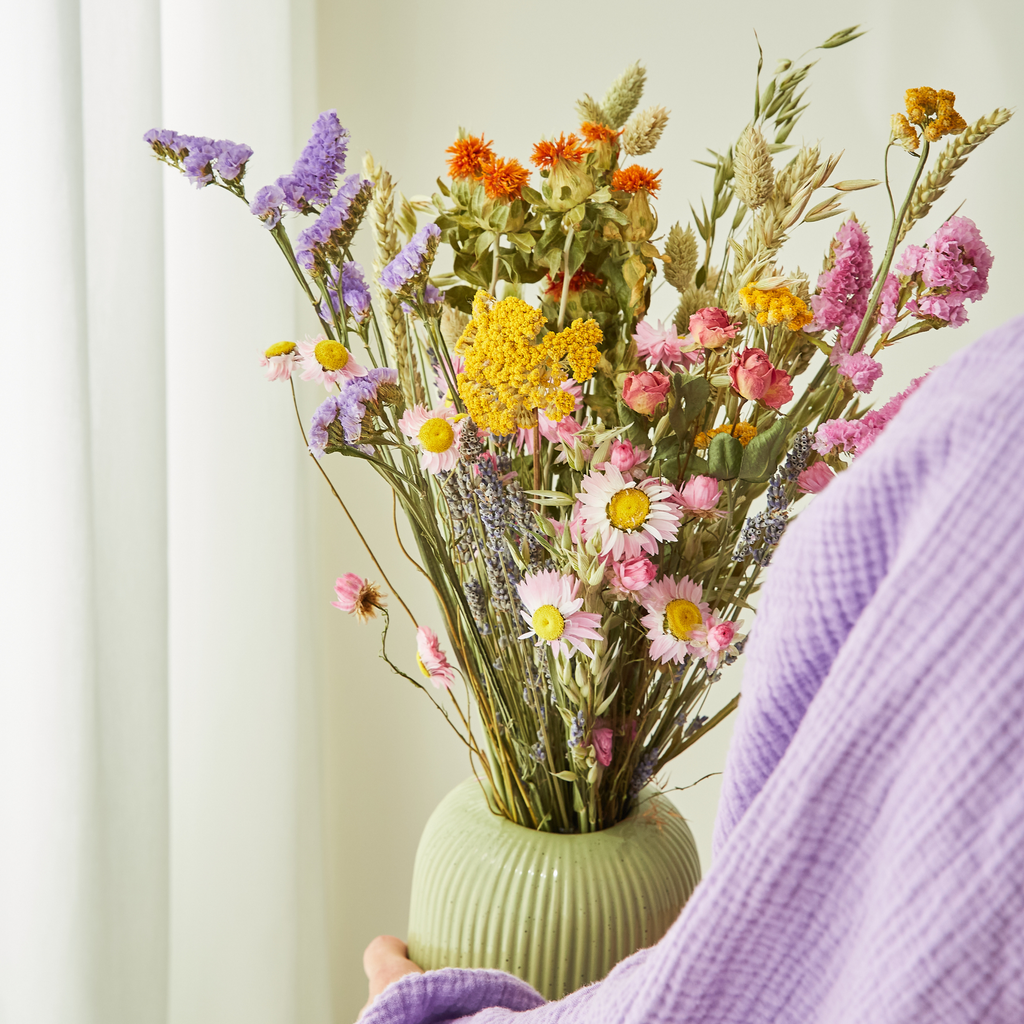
xmin=364 ymin=317 xmax=1024 ymax=1024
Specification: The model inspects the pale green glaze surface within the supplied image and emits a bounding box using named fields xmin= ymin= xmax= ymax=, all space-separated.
xmin=407 ymin=778 xmax=701 ymax=1000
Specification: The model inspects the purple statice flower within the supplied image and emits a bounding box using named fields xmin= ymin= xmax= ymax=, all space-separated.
xmin=808 ymin=218 xmax=873 ymax=352
xmin=144 ymin=128 xmax=253 ymax=188
xmin=835 ymin=350 xmax=884 ymax=394
xmin=318 ymin=262 xmax=373 ymax=322
xmin=294 ymin=174 xmax=372 ymax=271
xmin=401 ymin=283 xmax=441 ymax=315
xmin=309 ymin=394 xmax=345 ymax=456
xmin=309 ymin=367 xmax=401 ymax=457
xmin=251 ymin=185 xmax=284 ymax=229
xmin=897 ymin=216 xmax=993 ymax=329
xmin=877 ymin=273 xmax=900 ymax=333
xmin=213 ymin=139 xmax=253 ymax=181
xmin=274 ymin=110 xmax=350 ymax=212
xmin=379 ymin=223 xmax=441 ymax=293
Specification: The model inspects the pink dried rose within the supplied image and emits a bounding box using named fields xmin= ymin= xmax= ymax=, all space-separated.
xmin=688 ymin=307 xmax=740 ymax=350
xmin=331 ymin=573 xmax=386 ymax=623
xmin=835 ymin=351 xmax=884 ymax=394
xmin=607 ymin=555 xmax=657 ymax=599
xmin=622 ymin=370 xmax=670 ymax=416
xmin=676 ymin=474 xmax=725 ymax=519
xmin=797 ymin=462 xmax=836 ymax=494
xmin=416 ymin=626 xmax=455 ymax=690
xmin=591 ymin=721 xmax=614 ymax=767
xmin=689 ymin=614 xmax=744 ymax=672
xmin=728 ymin=348 xmax=793 ymax=409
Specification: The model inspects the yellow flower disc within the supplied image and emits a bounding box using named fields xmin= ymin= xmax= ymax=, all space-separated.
xmin=607 ymin=488 xmax=651 ymax=531
xmin=664 ymin=599 xmax=702 ymax=641
xmin=416 ymin=654 xmax=431 ymax=678
xmin=314 ymin=340 xmax=349 ymax=371
xmin=532 ymin=604 xmax=565 ymax=641
xmin=418 ymin=418 xmax=455 ymax=453
xmin=264 ymin=341 xmax=296 ymax=358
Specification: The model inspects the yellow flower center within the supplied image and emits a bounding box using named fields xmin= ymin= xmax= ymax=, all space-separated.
xmin=607 ymin=488 xmax=651 ymax=531
xmin=532 ymin=604 xmax=565 ymax=641
xmin=418 ymin=417 xmax=455 ymax=453
xmin=264 ymin=341 xmax=296 ymax=358
xmin=314 ymin=340 xmax=349 ymax=371
xmin=664 ymin=599 xmax=703 ymax=641
xmin=416 ymin=654 xmax=431 ymax=678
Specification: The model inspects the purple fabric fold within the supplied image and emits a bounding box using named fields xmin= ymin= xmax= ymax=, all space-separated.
xmin=364 ymin=315 xmax=1024 ymax=1024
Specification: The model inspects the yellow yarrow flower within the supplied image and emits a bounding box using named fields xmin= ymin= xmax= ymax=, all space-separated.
xmin=693 ymin=422 xmax=757 ymax=450
xmin=903 ymin=87 xmax=967 ymax=143
xmin=738 ymin=284 xmax=814 ymax=331
xmin=456 ymin=291 xmax=602 ymax=435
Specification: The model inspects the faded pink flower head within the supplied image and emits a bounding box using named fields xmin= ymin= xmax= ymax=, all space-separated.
xmin=676 ymin=475 xmax=724 ymax=519
xmin=632 ymin=318 xmax=702 ymax=372
xmin=797 ymin=462 xmax=836 ymax=494
xmin=591 ymin=722 xmax=614 ymax=767
xmin=728 ymin=348 xmax=793 ymax=409
xmin=689 ymin=307 xmax=740 ymax=350
xmin=416 ymin=626 xmax=456 ymax=690
xmin=836 ymin=351 xmax=884 ymax=394
xmin=607 ymin=555 xmax=657 ymax=599
xmin=331 ymin=573 xmax=386 ymax=623
xmin=622 ymin=370 xmax=671 ymax=416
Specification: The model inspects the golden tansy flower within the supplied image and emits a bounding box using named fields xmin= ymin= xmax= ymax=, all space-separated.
xmin=446 ymin=134 xmax=495 ymax=179
xmin=455 ymin=291 xmax=602 ymax=435
xmin=903 ymin=87 xmax=967 ymax=142
xmin=580 ymin=121 xmax=619 ymax=144
xmin=531 ymin=132 xmax=590 ymax=168
xmin=890 ymin=113 xmax=920 ymax=153
xmin=694 ymin=422 xmax=758 ymax=449
xmin=738 ymin=284 xmax=814 ymax=331
xmin=611 ymin=165 xmax=662 ymax=196
xmin=478 ymin=156 xmax=530 ymax=201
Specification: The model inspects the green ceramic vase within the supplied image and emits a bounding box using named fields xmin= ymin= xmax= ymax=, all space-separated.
xmin=406 ymin=777 xmax=701 ymax=1000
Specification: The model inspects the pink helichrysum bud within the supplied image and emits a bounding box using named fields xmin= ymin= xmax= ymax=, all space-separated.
xmin=797 ymin=462 xmax=836 ymax=494
xmin=608 ymin=555 xmax=657 ymax=596
xmin=331 ymin=573 xmax=387 ymax=623
xmin=606 ymin=439 xmax=651 ymax=475
xmin=728 ymin=348 xmax=794 ymax=409
xmin=688 ymin=307 xmax=740 ymax=349
xmin=676 ymin=475 xmax=724 ymax=515
xmin=591 ymin=722 xmax=614 ymax=767
xmin=622 ymin=370 xmax=670 ymax=416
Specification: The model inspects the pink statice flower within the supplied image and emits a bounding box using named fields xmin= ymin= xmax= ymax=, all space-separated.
xmin=622 ymin=371 xmax=671 ymax=416
xmin=606 ymin=554 xmax=657 ymax=600
xmin=835 ymin=351 xmax=884 ymax=394
xmin=331 ymin=573 xmax=386 ymax=623
xmin=877 ymin=273 xmax=900 ymax=333
xmin=675 ymin=474 xmax=725 ymax=520
xmin=416 ymin=626 xmax=456 ymax=689
xmin=729 ymin=349 xmax=793 ymax=409
xmin=898 ymin=216 xmax=992 ymax=328
xmin=398 ymin=404 xmax=463 ymax=473
xmin=639 ymin=576 xmax=711 ymax=666
xmin=297 ymin=335 xmax=367 ymax=389
xmin=632 ymin=319 xmax=703 ymax=373
xmin=260 ymin=341 xmax=302 ymax=382
xmin=591 ymin=721 xmax=614 ymax=766
xmin=576 ymin=467 xmax=682 ymax=562
xmin=597 ymin=439 xmax=651 ymax=479
xmin=808 ymin=218 xmax=874 ymax=349
xmin=688 ymin=614 xmax=744 ymax=672
xmin=689 ymin=307 xmax=740 ymax=350
xmin=517 ymin=570 xmax=603 ymax=659
xmin=797 ymin=462 xmax=836 ymax=494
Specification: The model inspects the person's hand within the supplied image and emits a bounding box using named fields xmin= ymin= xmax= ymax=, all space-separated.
xmin=360 ymin=935 xmax=424 ymax=1018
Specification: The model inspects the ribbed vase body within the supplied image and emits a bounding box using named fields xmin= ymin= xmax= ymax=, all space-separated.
xmin=407 ymin=778 xmax=701 ymax=1000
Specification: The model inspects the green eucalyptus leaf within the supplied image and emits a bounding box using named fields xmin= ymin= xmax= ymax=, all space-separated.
xmin=708 ymin=431 xmax=743 ymax=480
xmin=739 ymin=415 xmax=790 ymax=482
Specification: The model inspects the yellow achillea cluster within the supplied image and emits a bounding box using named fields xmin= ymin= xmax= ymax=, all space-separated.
xmin=456 ymin=291 xmax=602 ymax=435
xmin=903 ymin=87 xmax=967 ymax=143
xmin=738 ymin=284 xmax=814 ymax=331
xmin=694 ymin=422 xmax=757 ymax=449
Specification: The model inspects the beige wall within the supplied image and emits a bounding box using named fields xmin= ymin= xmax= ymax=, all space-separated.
xmin=311 ymin=1 xmax=1024 ymax=1017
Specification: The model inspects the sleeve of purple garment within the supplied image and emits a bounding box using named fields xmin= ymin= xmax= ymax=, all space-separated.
xmin=362 ymin=316 xmax=1024 ymax=1024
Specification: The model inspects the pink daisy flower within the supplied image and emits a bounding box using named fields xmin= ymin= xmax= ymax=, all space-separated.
xmin=576 ymin=467 xmax=682 ymax=562
xmin=632 ymin=318 xmax=703 ymax=373
xmin=297 ymin=335 xmax=367 ymax=389
xmin=260 ymin=341 xmax=302 ymax=382
xmin=416 ymin=626 xmax=456 ymax=690
xmin=433 ymin=353 xmax=465 ymax=405
xmin=331 ymin=573 xmax=386 ymax=623
xmin=687 ymin=614 xmax=744 ymax=672
xmin=516 ymin=570 xmax=603 ymax=659
xmin=639 ymin=576 xmax=711 ymax=665
xmin=398 ymin=404 xmax=463 ymax=473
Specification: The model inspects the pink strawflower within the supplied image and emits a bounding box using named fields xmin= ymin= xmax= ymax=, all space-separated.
xmin=260 ymin=342 xmax=302 ymax=382
xmin=398 ymin=404 xmax=463 ymax=473
xmin=597 ymin=439 xmax=651 ymax=479
xmin=576 ymin=467 xmax=682 ymax=562
xmin=797 ymin=462 xmax=836 ymax=494
xmin=432 ymin=353 xmax=465 ymax=404
xmin=689 ymin=307 xmax=740 ymax=350
xmin=835 ymin=351 xmax=884 ymax=394
xmin=898 ymin=216 xmax=992 ymax=328
xmin=729 ymin=348 xmax=793 ymax=409
xmin=809 ymin=218 xmax=874 ymax=349
xmin=517 ymin=570 xmax=604 ymax=659
xmin=591 ymin=722 xmax=614 ymax=766
xmin=688 ymin=614 xmax=744 ymax=672
xmin=622 ymin=371 xmax=671 ymax=416
xmin=639 ymin=576 xmax=711 ymax=666
xmin=632 ymin=319 xmax=702 ymax=373
xmin=297 ymin=335 xmax=367 ymax=389
xmin=331 ymin=573 xmax=386 ymax=623
xmin=607 ymin=554 xmax=657 ymax=600
xmin=877 ymin=273 xmax=900 ymax=333
xmin=416 ymin=626 xmax=456 ymax=690
xmin=675 ymin=474 xmax=725 ymax=520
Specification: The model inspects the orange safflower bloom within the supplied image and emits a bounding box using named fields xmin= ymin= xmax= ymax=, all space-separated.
xmin=446 ymin=134 xmax=495 ymax=179
xmin=477 ymin=156 xmax=530 ymax=201
xmin=611 ymin=165 xmax=662 ymax=195
xmin=580 ymin=121 xmax=619 ymax=144
xmin=531 ymin=132 xmax=590 ymax=168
